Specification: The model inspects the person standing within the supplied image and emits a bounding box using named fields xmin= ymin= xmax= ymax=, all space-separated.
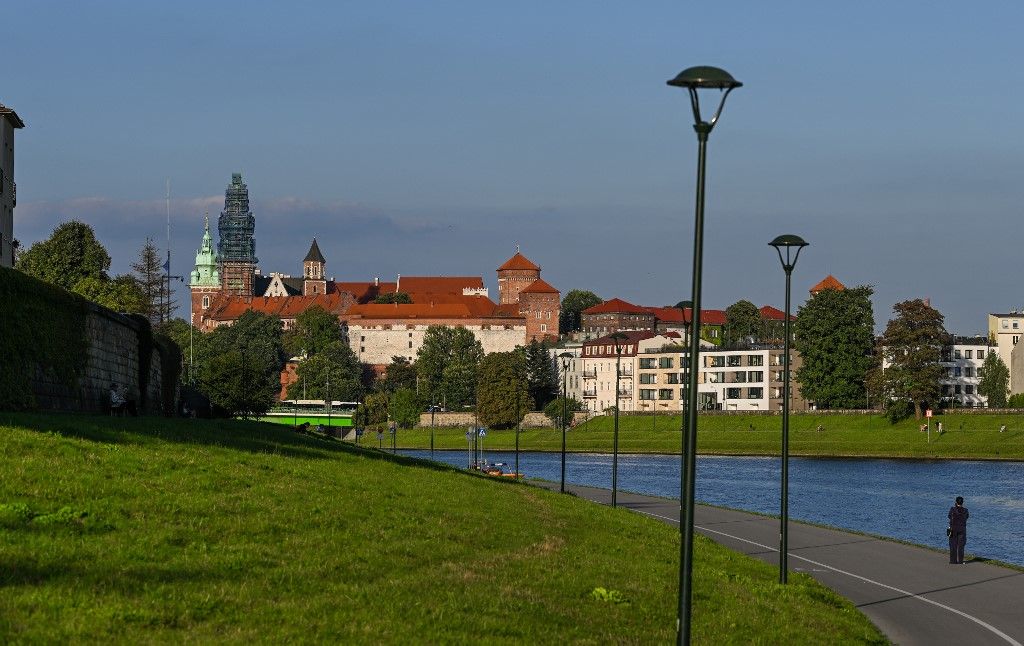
xmin=948 ymin=496 xmax=969 ymax=564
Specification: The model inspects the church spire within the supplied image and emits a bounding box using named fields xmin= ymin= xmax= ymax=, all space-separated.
xmin=190 ymin=211 xmax=220 ymax=287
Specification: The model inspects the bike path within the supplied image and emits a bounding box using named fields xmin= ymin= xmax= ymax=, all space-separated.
xmin=534 ymin=481 xmax=1024 ymax=646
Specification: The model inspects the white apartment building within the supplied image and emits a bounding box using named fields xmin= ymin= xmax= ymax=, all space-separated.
xmin=939 ymin=337 xmax=992 ymax=407
xmin=0 ymin=103 xmax=25 ymax=268
xmin=634 ymin=344 xmax=805 ymax=412
xmin=988 ymin=313 xmax=1024 ymax=395
xmin=550 ymin=343 xmax=583 ymax=404
xmin=574 ymin=331 xmax=681 ymax=413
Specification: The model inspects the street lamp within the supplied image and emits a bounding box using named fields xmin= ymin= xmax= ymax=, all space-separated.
xmin=559 ymin=352 xmax=574 ymax=494
xmin=769 ymin=234 xmax=808 ymax=584
xmin=668 ymin=64 xmax=741 ymax=646
xmin=610 ymin=332 xmax=628 ymax=508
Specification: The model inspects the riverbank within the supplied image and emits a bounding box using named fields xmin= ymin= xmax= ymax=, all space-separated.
xmin=0 ymin=412 xmax=884 ymax=643
xmin=394 ymin=412 xmax=1024 ymax=459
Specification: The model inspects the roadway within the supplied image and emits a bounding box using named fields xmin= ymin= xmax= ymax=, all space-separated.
xmin=534 ymin=481 xmax=1024 ymax=646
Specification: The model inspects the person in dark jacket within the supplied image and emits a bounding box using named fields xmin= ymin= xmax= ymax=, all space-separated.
xmin=948 ymin=496 xmax=969 ymax=564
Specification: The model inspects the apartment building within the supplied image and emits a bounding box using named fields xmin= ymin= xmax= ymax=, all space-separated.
xmin=576 ymin=331 xmax=681 ymax=413
xmin=939 ymin=337 xmax=993 ymax=408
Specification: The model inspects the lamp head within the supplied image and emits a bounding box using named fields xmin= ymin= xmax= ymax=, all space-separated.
xmin=667 ymin=66 xmax=742 ymax=130
xmin=768 ymin=234 xmax=809 ymax=273
xmin=609 ymin=331 xmax=629 ymax=354
xmin=559 ymin=351 xmax=574 ymax=368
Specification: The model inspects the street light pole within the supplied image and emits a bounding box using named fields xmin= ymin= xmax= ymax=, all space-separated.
xmin=610 ymin=332 xmax=628 ymax=508
xmin=769 ymin=234 xmax=808 ymax=585
xmin=559 ymin=352 xmax=573 ymax=494
xmin=668 ymin=65 xmax=741 ymax=646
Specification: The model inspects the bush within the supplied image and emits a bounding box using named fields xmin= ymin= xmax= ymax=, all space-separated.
xmin=1008 ymin=393 xmax=1024 ymax=408
xmin=884 ymin=399 xmax=914 ymax=425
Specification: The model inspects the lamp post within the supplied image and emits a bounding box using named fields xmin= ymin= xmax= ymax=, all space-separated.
xmin=559 ymin=352 xmax=574 ymax=494
xmin=668 ymin=65 xmax=741 ymax=646
xmin=609 ymin=332 xmax=628 ymax=508
xmin=769 ymin=234 xmax=808 ymax=584
xmin=430 ymin=399 xmax=436 ymax=459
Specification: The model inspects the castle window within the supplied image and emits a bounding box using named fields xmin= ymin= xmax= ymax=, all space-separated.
xmin=541 ymin=324 xmax=547 ymax=332
xmin=202 ymin=296 xmax=210 ymax=308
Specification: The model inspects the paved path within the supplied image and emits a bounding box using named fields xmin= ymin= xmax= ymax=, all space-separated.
xmin=535 ymin=481 xmax=1024 ymax=646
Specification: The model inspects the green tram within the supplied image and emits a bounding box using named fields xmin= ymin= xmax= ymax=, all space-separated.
xmin=258 ymin=400 xmax=358 ymax=428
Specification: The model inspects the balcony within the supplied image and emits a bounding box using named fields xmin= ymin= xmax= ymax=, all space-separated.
xmin=582 ymin=389 xmax=597 ymax=398
xmin=617 ymin=389 xmax=632 ymax=397
xmin=582 ymin=369 xmax=597 ymax=379
xmin=619 ymin=368 xmax=633 ymax=377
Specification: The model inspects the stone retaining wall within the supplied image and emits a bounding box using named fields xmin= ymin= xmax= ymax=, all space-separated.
xmin=418 ymin=411 xmax=589 ymax=428
xmin=29 ymin=302 xmax=165 ymax=414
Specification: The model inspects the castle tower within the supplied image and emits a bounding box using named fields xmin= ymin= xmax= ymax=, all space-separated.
xmin=519 ymin=278 xmax=561 ymax=341
xmin=189 ymin=213 xmax=221 ymax=327
xmin=217 ymin=173 xmax=257 ymax=296
xmin=496 ymin=250 xmax=541 ymax=305
xmin=302 ymin=238 xmax=327 ymax=296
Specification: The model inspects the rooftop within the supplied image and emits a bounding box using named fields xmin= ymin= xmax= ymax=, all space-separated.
xmin=0 ymin=103 xmax=25 ymax=128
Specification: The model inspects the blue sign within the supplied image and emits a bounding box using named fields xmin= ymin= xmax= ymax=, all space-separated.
xmin=478 ymin=428 xmax=487 ymax=437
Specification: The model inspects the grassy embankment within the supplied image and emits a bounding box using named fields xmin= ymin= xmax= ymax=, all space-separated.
xmin=0 ymin=412 xmax=885 ymax=644
xmin=396 ymin=413 xmax=1024 ymax=459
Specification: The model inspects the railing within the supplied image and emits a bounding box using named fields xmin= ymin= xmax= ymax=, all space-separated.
xmin=617 ymin=389 xmax=632 ymax=397
xmin=582 ymin=369 xmax=597 ymax=378
xmin=582 ymin=390 xmax=597 ymax=398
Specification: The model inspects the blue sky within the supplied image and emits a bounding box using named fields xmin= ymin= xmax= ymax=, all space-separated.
xmin=6 ymin=2 xmax=1024 ymax=333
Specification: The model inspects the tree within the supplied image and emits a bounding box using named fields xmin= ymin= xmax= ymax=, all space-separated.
xmin=197 ymin=310 xmax=285 ymax=416
xmin=378 ymin=356 xmax=418 ymax=394
xmin=283 ymin=305 xmax=342 ymax=358
xmin=476 ymin=351 xmax=531 ymax=429
xmin=156 ymin=318 xmax=199 ymax=384
xmin=199 ymin=349 xmax=277 ymax=418
xmin=525 ymin=339 xmax=557 ymax=410
xmin=416 ymin=325 xmax=484 ymax=409
xmin=544 ymin=396 xmax=584 ymax=429
xmin=71 ymin=275 xmax=147 ymax=314
xmin=559 ymin=289 xmax=602 ymax=335
xmin=287 ymin=341 xmax=364 ymax=402
xmin=794 ymin=285 xmax=875 ymax=409
xmin=723 ymin=300 xmax=762 ymax=346
xmin=354 ymin=392 xmax=389 ymax=430
xmin=879 ymin=299 xmax=947 ymax=419
xmin=388 ymin=388 xmax=421 ymax=429
xmin=977 ymin=351 xmax=1009 ymax=408
xmin=131 ymin=238 xmax=166 ymax=325
xmin=16 ymin=220 xmax=111 ymax=291
xmin=374 ymin=292 xmax=412 ymax=304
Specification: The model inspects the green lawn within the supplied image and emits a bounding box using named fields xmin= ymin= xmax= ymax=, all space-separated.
xmin=1 ymin=413 xmax=885 ymax=644
xmin=398 ymin=412 xmax=1024 ymax=459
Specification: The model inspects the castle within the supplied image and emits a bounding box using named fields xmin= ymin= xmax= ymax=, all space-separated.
xmin=189 ymin=174 xmax=560 ymax=366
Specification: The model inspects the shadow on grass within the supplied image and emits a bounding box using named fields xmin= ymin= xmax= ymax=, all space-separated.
xmin=0 ymin=554 xmax=234 ymax=588
xmin=0 ymin=412 xmax=486 ymax=475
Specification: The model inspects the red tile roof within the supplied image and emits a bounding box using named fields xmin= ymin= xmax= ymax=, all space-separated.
xmin=759 ymin=305 xmax=791 ymax=321
xmin=646 ymin=306 xmax=685 ymax=323
xmin=809 ymin=275 xmax=846 ymax=294
xmin=520 ymin=278 xmax=559 ymax=294
xmin=583 ymin=298 xmax=651 ymax=315
xmin=497 ymin=252 xmax=540 ymax=272
xmin=206 ymin=292 xmax=352 ymax=322
xmin=681 ymin=308 xmax=727 ymax=326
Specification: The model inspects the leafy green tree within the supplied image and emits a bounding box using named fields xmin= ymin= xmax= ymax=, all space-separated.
xmin=16 ymin=220 xmax=111 ymax=291
xmin=197 ymin=310 xmax=285 ymax=416
xmin=1007 ymin=393 xmax=1024 ymax=408
xmin=283 ymin=305 xmax=342 ymax=358
xmin=559 ymin=289 xmax=602 ymax=335
xmin=476 ymin=351 xmax=531 ymax=429
xmin=544 ymin=396 xmax=584 ymax=428
xmin=977 ymin=350 xmax=1009 ymax=408
xmin=388 ymin=388 xmax=421 ymax=429
xmin=287 ymin=342 xmax=364 ymax=402
xmin=374 ymin=292 xmax=412 ymax=304
xmin=200 ymin=349 xmax=278 ymax=418
xmin=794 ymin=285 xmax=875 ymax=409
xmin=879 ymin=299 xmax=947 ymax=419
xmin=72 ymin=275 xmax=148 ymax=314
xmin=416 ymin=325 xmax=484 ymax=409
xmin=525 ymin=339 xmax=557 ymax=410
xmin=378 ymin=356 xmax=418 ymax=394
xmin=354 ymin=392 xmax=390 ymax=430
xmin=156 ymin=318 xmax=200 ymax=385
xmin=723 ymin=300 xmax=762 ymax=346
xmin=131 ymin=238 xmax=168 ymax=325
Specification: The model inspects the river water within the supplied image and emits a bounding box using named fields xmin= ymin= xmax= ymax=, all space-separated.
xmin=397 ymin=449 xmax=1024 ymax=566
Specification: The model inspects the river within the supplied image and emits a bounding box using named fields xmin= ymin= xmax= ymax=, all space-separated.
xmin=397 ymin=449 xmax=1024 ymax=566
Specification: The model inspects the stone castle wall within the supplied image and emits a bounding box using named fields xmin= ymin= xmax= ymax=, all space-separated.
xmin=29 ymin=302 xmax=166 ymax=414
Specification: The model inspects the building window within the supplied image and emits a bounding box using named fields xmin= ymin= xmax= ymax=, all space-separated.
xmin=978 ymin=349 xmax=986 ymax=360
xmin=1015 ymin=336 xmax=1020 ymax=345
xmin=409 ymin=341 xmax=413 ymax=349
xmin=964 ymin=367 xmax=974 ymax=378
xmin=727 ymin=355 xmax=742 ymax=367
xmin=748 ymin=371 xmax=763 ymax=383
xmin=965 ymin=350 xmax=973 ymax=359
xmin=748 ymin=388 xmax=763 ymax=399
xmin=707 ymin=356 xmax=724 ymax=367
xmin=640 ymin=389 xmax=655 ymax=400
xmin=747 ymin=355 xmax=763 ymax=366
xmin=954 ymin=367 xmax=962 ymax=377
xmin=360 ymin=346 xmax=365 ymax=353
xmin=1003 ymin=320 xmax=1009 ymax=329
xmin=954 ymin=385 xmax=962 ymax=394
xmin=659 ymin=357 xmax=674 ymax=369
xmin=639 ymin=358 xmax=656 ymax=369
xmin=1015 ymin=322 xmax=1020 ymax=330
xmin=640 ymin=374 xmax=657 ymax=384
xmin=658 ymin=389 xmax=673 ymax=400
xmin=726 ymin=388 xmax=741 ymax=399
xmin=541 ymin=324 xmax=547 ymax=332
xmin=965 ymin=385 xmax=975 ymax=395
xmin=202 ymin=295 xmax=210 ymax=308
